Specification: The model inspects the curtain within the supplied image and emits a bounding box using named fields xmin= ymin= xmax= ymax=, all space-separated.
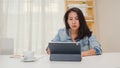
xmin=1 ymin=0 xmax=65 ymax=55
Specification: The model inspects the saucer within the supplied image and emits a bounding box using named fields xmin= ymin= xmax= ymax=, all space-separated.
xmin=22 ymin=57 xmax=36 ymax=62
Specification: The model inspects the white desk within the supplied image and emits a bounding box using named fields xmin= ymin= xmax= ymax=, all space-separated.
xmin=0 ymin=53 xmax=120 ymax=68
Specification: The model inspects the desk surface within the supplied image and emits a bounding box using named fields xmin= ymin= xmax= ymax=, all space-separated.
xmin=0 ymin=53 xmax=120 ymax=68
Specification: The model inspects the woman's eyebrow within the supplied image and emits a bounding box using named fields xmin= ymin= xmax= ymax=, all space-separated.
xmin=68 ymin=17 xmax=73 ymax=18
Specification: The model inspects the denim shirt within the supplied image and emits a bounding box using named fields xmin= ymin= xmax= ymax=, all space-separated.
xmin=48 ymin=28 xmax=102 ymax=55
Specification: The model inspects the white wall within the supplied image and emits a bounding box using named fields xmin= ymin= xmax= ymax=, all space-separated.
xmin=96 ymin=0 xmax=120 ymax=52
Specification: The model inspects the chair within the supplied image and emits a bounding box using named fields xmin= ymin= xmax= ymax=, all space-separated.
xmin=0 ymin=38 xmax=14 ymax=55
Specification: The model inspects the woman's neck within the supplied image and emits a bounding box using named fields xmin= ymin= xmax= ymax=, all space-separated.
xmin=70 ymin=29 xmax=78 ymax=42
xmin=70 ymin=29 xmax=78 ymax=35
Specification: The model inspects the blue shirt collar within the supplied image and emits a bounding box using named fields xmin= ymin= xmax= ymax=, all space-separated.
xmin=66 ymin=29 xmax=80 ymax=42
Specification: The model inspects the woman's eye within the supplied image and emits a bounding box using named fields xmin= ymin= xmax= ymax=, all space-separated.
xmin=69 ymin=19 xmax=72 ymax=20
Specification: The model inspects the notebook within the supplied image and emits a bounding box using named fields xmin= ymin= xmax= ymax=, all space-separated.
xmin=49 ymin=42 xmax=81 ymax=61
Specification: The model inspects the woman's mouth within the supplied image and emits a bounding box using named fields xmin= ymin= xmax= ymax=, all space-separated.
xmin=72 ymin=25 xmax=77 ymax=28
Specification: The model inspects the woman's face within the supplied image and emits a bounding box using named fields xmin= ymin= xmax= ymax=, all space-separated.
xmin=67 ymin=11 xmax=80 ymax=31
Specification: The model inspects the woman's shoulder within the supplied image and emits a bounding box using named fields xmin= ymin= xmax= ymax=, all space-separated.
xmin=57 ymin=28 xmax=66 ymax=34
xmin=58 ymin=28 xmax=66 ymax=32
xmin=55 ymin=28 xmax=68 ymax=41
xmin=57 ymin=28 xmax=68 ymax=37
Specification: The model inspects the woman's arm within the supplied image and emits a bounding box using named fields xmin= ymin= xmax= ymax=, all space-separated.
xmin=82 ymin=35 xmax=102 ymax=57
xmin=81 ymin=49 xmax=96 ymax=57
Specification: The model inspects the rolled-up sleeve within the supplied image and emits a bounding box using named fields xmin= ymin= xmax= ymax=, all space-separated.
xmin=89 ymin=35 xmax=102 ymax=55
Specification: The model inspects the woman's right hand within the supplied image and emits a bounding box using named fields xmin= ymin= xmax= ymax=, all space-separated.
xmin=46 ymin=48 xmax=50 ymax=54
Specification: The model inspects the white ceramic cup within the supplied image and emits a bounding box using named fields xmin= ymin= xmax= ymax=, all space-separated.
xmin=23 ymin=51 xmax=34 ymax=61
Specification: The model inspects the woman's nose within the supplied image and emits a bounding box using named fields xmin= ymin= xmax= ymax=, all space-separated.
xmin=72 ymin=20 xmax=76 ymax=24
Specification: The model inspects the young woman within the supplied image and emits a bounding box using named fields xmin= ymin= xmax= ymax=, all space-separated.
xmin=46 ymin=7 xmax=102 ymax=57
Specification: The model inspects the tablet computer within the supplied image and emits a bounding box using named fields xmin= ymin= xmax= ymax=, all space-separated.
xmin=49 ymin=42 xmax=81 ymax=61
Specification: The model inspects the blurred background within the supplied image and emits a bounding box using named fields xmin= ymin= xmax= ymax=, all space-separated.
xmin=0 ymin=0 xmax=120 ymax=55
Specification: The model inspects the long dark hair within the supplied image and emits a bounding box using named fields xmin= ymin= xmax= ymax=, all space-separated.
xmin=64 ymin=7 xmax=92 ymax=40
